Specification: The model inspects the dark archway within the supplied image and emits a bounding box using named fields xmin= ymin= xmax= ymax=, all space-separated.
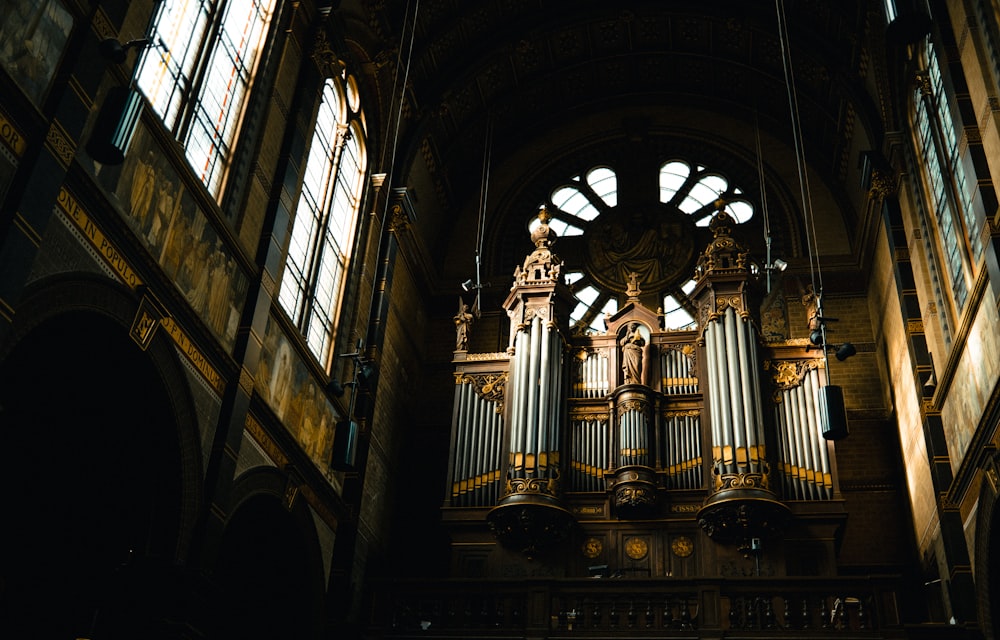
xmin=976 ymin=466 xmax=1000 ymax=640
xmin=213 ymin=471 xmax=326 ymax=640
xmin=0 ymin=308 xmax=186 ymax=638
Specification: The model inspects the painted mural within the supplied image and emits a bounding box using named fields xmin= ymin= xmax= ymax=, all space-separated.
xmin=84 ymin=120 xmax=250 ymax=352
xmin=255 ymin=312 xmax=341 ymax=477
xmin=942 ymin=287 xmax=1000 ymax=473
xmin=0 ymin=0 xmax=73 ymax=106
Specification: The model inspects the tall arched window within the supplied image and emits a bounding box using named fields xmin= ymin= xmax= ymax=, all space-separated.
xmin=279 ymin=77 xmax=367 ymax=367
xmin=912 ymin=37 xmax=983 ymax=322
xmin=532 ymin=161 xmax=754 ymax=334
xmin=135 ymin=0 xmax=277 ymax=195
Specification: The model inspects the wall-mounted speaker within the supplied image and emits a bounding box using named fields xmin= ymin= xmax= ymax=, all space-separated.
xmin=85 ymin=85 xmax=143 ymax=165
xmin=330 ymin=420 xmax=359 ymax=471
xmin=819 ymin=385 xmax=849 ymax=441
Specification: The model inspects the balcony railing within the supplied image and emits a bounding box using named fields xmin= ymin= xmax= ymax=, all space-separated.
xmin=366 ymin=575 xmax=912 ymax=638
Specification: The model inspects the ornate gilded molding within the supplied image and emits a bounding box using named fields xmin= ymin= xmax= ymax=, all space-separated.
xmin=239 ymin=366 xmax=255 ymax=395
xmin=916 ymin=71 xmax=932 ymax=96
xmin=765 ymin=358 xmax=824 ymax=394
xmin=465 ymin=351 xmax=509 ymax=361
xmin=388 ymin=202 xmax=410 ymax=232
xmin=868 ymin=168 xmax=897 ymax=200
xmin=504 ymin=475 xmax=559 ymax=499
xmin=617 ymin=398 xmax=649 ymax=416
xmin=715 ymin=470 xmax=771 ymax=492
xmin=663 ymin=409 xmax=700 ymax=418
xmin=45 ymin=120 xmax=75 ymax=168
xmin=610 ymin=466 xmax=658 ymax=516
xmin=571 ymin=411 xmax=610 ymax=422
xmin=457 ymin=371 xmax=506 ymax=411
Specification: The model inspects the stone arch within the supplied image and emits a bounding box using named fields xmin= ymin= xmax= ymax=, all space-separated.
xmin=0 ymin=274 xmax=204 ymax=637
xmin=975 ymin=460 xmax=1000 ymax=640
xmin=212 ymin=466 xmax=327 ymax=639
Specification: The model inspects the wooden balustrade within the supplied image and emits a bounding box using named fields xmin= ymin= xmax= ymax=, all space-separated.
xmin=366 ymin=575 xmax=907 ymax=638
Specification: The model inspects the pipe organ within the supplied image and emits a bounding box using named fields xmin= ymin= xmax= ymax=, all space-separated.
xmin=771 ymin=360 xmax=835 ymax=500
xmin=446 ymin=207 xmax=844 ymax=562
xmin=448 ymin=370 xmax=507 ymax=508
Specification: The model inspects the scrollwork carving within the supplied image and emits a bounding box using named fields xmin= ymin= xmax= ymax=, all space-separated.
xmin=458 ymin=371 xmax=507 ymax=412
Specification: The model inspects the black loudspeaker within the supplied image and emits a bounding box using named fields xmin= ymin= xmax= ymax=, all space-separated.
xmin=330 ymin=420 xmax=359 ymax=470
xmin=819 ymin=385 xmax=849 ymax=441
xmin=85 ymin=85 xmax=144 ymax=165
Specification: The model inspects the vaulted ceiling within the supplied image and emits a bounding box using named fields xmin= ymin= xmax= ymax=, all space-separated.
xmin=340 ymin=0 xmax=894 ymax=296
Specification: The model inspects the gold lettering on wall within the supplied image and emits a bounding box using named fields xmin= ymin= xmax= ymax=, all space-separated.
xmin=0 ymin=110 xmax=27 ymax=157
xmin=56 ymin=186 xmax=225 ymax=395
xmin=161 ymin=317 xmax=224 ymax=394
xmin=245 ymin=413 xmax=288 ymax=467
xmin=57 ymin=187 xmax=143 ymax=288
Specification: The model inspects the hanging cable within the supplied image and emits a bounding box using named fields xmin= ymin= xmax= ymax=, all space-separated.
xmin=377 ymin=0 xmax=420 ymax=199
xmin=775 ymin=0 xmax=822 ymax=298
xmin=472 ymin=113 xmax=494 ymax=317
xmin=754 ymin=110 xmax=775 ymax=293
xmin=360 ymin=0 xmax=418 ymax=364
xmin=775 ymin=0 xmax=833 ymax=381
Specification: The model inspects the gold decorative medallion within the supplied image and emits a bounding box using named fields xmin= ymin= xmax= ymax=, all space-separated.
xmin=624 ymin=536 xmax=648 ymax=560
xmin=671 ymin=535 xmax=694 ymax=558
xmin=581 ymin=537 xmax=603 ymax=559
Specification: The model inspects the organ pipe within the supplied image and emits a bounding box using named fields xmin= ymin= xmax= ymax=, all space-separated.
xmin=693 ymin=208 xmax=790 ymax=547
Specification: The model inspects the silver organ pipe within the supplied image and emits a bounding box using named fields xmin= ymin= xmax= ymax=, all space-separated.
xmin=508 ymin=331 xmax=527 ymax=472
xmin=791 ymin=377 xmax=815 ymax=499
xmin=662 ymin=411 xmax=703 ymax=490
xmin=569 ymin=417 xmax=608 ymax=492
xmin=705 ymin=322 xmax=724 ymax=469
xmin=804 ymin=367 xmax=832 ymax=499
xmin=723 ymin=307 xmax=747 ymax=460
xmin=473 ymin=384 xmax=485 ymax=497
xmin=776 ymin=396 xmax=796 ymax=499
xmin=734 ymin=309 xmax=757 ymax=472
xmin=660 ymin=347 xmax=698 ymax=395
xmin=537 ymin=317 xmax=551 ymax=463
xmin=774 ymin=364 xmax=834 ymax=500
xmin=526 ymin=316 xmax=542 ymax=474
xmin=502 ymin=313 xmax=565 ymax=488
xmin=704 ymin=306 xmax=768 ymax=480
xmin=447 ymin=377 xmax=465 ymax=506
xmin=572 ymin=350 xmax=608 ymax=399
xmin=547 ymin=326 xmax=563 ymax=458
xmin=449 ymin=375 xmax=506 ymax=507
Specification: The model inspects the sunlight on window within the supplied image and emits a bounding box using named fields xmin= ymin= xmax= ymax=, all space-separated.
xmin=726 ymin=200 xmax=754 ymax=224
xmin=136 ymin=0 xmax=276 ymax=195
xmin=546 ymin=160 xmax=748 ymax=333
xmin=659 ymin=161 xmax=689 ymax=202
xmin=688 ymin=174 xmax=727 ymax=207
xmin=279 ymin=79 xmax=367 ymax=366
xmin=136 ymin=0 xmax=212 ymax=128
xmin=551 ymin=186 xmax=601 ymax=221
xmin=587 ymin=167 xmax=618 ymax=207
xmin=662 ymin=279 xmax=697 ymax=330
